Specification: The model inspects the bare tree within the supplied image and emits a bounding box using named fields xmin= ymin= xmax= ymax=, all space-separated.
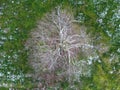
xmin=25 ymin=6 xmax=96 ymax=89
